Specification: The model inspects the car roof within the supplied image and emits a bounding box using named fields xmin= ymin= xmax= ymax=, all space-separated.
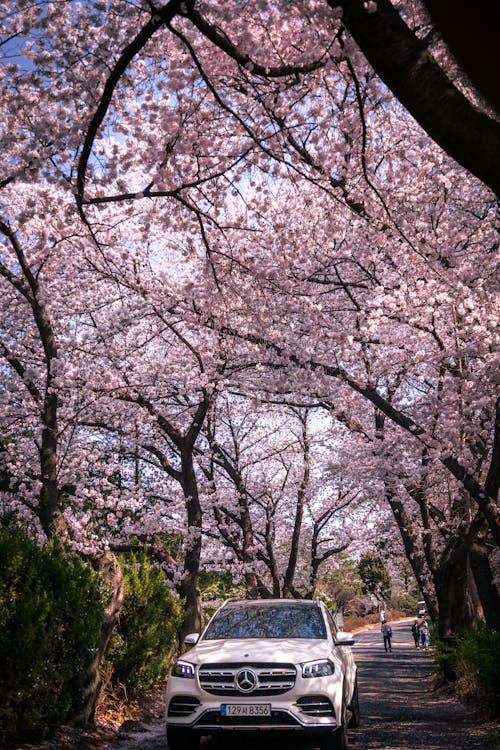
xmin=222 ymin=599 xmax=321 ymax=608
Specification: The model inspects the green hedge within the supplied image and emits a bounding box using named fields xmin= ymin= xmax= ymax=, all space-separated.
xmin=388 ymin=591 xmax=420 ymax=615
xmin=105 ymin=551 xmax=182 ymax=695
xmin=0 ymin=518 xmax=104 ymax=743
xmin=433 ymin=624 xmax=500 ymax=716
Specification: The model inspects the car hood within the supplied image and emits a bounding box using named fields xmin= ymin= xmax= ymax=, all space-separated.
xmin=185 ymin=638 xmax=332 ymax=665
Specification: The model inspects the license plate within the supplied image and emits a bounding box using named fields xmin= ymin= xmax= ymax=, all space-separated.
xmin=221 ymin=703 xmax=271 ymax=717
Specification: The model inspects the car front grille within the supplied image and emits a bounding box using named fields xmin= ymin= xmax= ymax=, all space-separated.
xmin=198 ymin=662 xmax=296 ymax=696
xmin=296 ymin=696 xmax=336 ymax=717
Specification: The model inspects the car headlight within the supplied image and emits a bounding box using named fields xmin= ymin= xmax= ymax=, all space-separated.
xmin=302 ymin=659 xmax=335 ymax=678
xmin=172 ymin=660 xmax=196 ymax=678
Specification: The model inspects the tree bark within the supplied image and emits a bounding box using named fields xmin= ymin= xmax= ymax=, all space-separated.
xmin=283 ymin=416 xmax=310 ymax=597
xmin=74 ymin=550 xmax=124 ymax=725
xmin=469 ymin=540 xmax=500 ymax=630
xmin=328 ymin=0 xmax=500 ymax=197
xmin=422 ymin=0 xmax=500 ymax=115
xmin=434 ymin=540 xmax=478 ymax=640
xmin=38 ymin=391 xmax=71 ymax=544
xmin=386 ymin=492 xmax=438 ymax=622
xmin=177 ymin=448 xmax=203 ymax=641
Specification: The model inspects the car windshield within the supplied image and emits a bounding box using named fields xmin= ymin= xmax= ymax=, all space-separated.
xmin=203 ymin=604 xmax=327 ymax=640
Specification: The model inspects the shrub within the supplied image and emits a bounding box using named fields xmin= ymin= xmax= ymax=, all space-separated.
xmin=388 ymin=591 xmax=420 ymax=615
xmin=199 ymin=570 xmax=244 ymax=625
xmin=319 ymin=555 xmax=365 ymax=615
xmin=455 ymin=626 xmax=500 ymax=715
xmin=0 ymin=518 xmax=104 ymax=743
xmin=433 ymin=625 xmax=500 ymax=716
xmin=358 ymin=553 xmax=392 ymax=602
xmin=105 ymin=551 xmax=182 ymax=695
xmin=343 ymin=612 xmax=381 ymax=632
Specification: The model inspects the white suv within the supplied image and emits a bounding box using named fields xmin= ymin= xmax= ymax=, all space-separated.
xmin=166 ymin=599 xmax=359 ymax=750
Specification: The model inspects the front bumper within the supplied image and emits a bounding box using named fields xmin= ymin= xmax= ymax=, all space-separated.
xmin=166 ymin=673 xmax=343 ymax=732
xmin=170 ymin=708 xmax=338 ymax=733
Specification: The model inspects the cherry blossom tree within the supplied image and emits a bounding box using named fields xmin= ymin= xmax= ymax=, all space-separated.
xmin=0 ymin=182 xmax=126 ymax=722
xmin=65 ymin=263 xmax=230 ymax=637
xmin=324 ymin=0 xmax=500 ymax=194
xmin=199 ymin=397 xmax=359 ymax=597
xmin=1 ymin=0 xmax=498 ymax=680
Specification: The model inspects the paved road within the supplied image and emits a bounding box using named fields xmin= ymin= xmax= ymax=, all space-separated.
xmin=348 ymin=619 xmax=497 ymax=750
xmin=109 ymin=619 xmax=498 ymax=750
xmin=352 ymin=618 xmax=417 ymax=650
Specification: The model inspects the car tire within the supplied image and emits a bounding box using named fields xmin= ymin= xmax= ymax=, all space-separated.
xmin=166 ymin=726 xmax=200 ymax=750
xmin=348 ymin=676 xmax=361 ymax=728
xmin=320 ymin=701 xmax=348 ymax=750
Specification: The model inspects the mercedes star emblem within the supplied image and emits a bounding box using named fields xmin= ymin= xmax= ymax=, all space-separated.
xmin=235 ymin=668 xmax=258 ymax=693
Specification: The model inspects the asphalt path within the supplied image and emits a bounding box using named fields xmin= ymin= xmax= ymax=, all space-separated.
xmin=107 ymin=619 xmax=498 ymax=750
xmin=347 ymin=618 xmax=497 ymax=750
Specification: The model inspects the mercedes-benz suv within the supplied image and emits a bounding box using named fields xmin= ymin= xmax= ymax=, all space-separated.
xmin=165 ymin=598 xmax=359 ymax=750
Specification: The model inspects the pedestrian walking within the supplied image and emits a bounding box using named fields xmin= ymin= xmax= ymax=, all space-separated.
xmin=411 ymin=619 xmax=420 ymax=648
xmin=420 ymin=619 xmax=430 ymax=651
xmin=381 ymin=620 xmax=393 ymax=652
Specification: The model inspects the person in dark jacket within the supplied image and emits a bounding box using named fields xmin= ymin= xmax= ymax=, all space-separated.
xmin=411 ymin=619 xmax=420 ymax=648
xmin=381 ymin=620 xmax=393 ymax=652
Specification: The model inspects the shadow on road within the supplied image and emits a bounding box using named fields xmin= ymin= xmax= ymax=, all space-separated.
xmin=203 ymin=622 xmax=498 ymax=750
xmin=166 ymin=621 xmax=498 ymax=750
xmin=347 ymin=620 xmax=498 ymax=750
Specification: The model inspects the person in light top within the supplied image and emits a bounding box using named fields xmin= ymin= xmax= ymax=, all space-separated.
xmin=420 ymin=619 xmax=430 ymax=651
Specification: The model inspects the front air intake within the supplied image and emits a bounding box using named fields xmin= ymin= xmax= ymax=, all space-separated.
xmin=296 ymin=696 xmax=335 ymax=717
xmin=168 ymin=696 xmax=200 ymax=717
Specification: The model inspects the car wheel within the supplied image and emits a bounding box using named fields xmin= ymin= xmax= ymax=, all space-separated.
xmin=320 ymin=702 xmax=348 ymax=750
xmin=167 ymin=726 xmax=200 ymax=750
xmin=348 ymin=676 xmax=361 ymax=728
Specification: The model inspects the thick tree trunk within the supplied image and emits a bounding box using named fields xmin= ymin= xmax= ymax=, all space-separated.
xmin=283 ymin=426 xmax=309 ymax=597
xmin=74 ymin=550 xmax=124 ymax=725
xmin=469 ymin=540 xmax=500 ymax=630
xmin=422 ymin=0 xmax=500 ymax=114
xmin=178 ymin=583 xmax=202 ymax=646
xmin=38 ymin=392 xmax=71 ymax=544
xmin=307 ymin=547 xmax=321 ymax=600
xmin=329 ymin=0 xmax=500 ymax=197
xmin=434 ymin=542 xmax=477 ymax=640
xmin=387 ymin=493 xmax=438 ymax=622
xmin=178 ymin=450 xmax=203 ymax=642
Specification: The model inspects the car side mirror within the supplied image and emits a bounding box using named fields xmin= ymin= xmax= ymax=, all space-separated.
xmin=184 ymin=632 xmax=199 ymax=646
xmin=335 ymin=631 xmax=355 ymax=646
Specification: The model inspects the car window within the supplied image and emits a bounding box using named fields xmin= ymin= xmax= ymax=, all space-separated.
xmin=325 ymin=608 xmax=338 ymax=638
xmin=203 ymin=604 xmax=327 ymax=640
